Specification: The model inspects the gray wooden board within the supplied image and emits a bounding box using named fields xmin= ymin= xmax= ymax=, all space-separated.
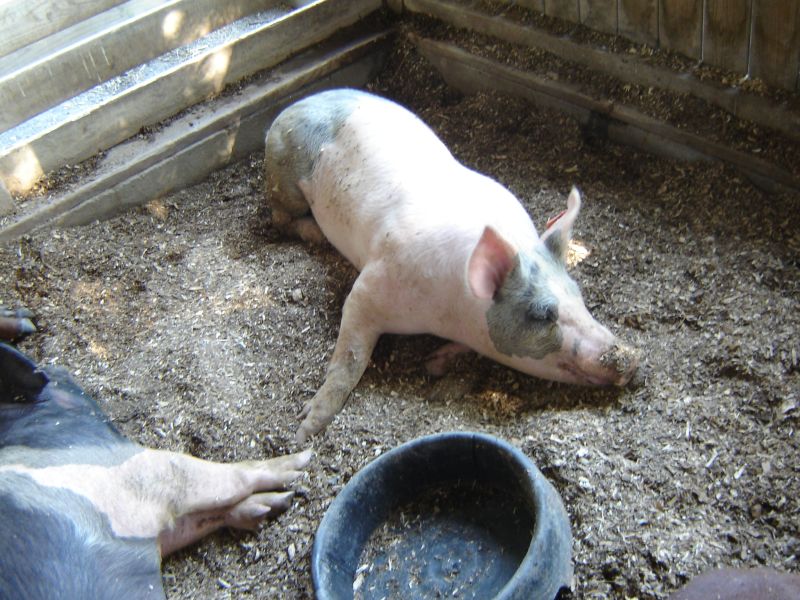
xmin=545 ymin=0 xmax=579 ymax=23
xmin=618 ymin=0 xmax=657 ymax=46
xmin=0 ymin=0 xmax=126 ymax=57
xmin=0 ymin=0 xmax=282 ymax=133
xmin=703 ymin=1 xmax=750 ymax=75
xmin=412 ymin=36 xmax=800 ymax=192
xmin=0 ymin=0 xmax=383 ymax=195
xmin=750 ymin=2 xmax=800 ymax=90
xmin=0 ymin=32 xmax=389 ymax=239
xmin=580 ymin=0 xmax=617 ymax=35
xmin=401 ymin=0 xmax=800 ymax=143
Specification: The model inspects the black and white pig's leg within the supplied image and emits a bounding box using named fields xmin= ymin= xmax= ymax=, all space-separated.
xmin=0 ymin=307 xmax=35 ymax=341
xmin=295 ymin=266 xmax=385 ymax=444
xmin=151 ymin=449 xmax=312 ymax=556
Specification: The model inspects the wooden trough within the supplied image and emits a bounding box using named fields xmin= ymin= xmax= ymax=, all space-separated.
xmin=0 ymin=0 xmax=798 ymax=240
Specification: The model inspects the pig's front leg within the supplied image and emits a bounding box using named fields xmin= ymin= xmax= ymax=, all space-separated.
xmin=296 ymin=268 xmax=383 ymax=443
xmin=156 ymin=449 xmax=312 ymax=555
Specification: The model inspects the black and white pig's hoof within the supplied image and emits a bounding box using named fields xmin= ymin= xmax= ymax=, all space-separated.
xmin=0 ymin=307 xmax=36 ymax=341
xmin=312 ymin=432 xmax=573 ymax=600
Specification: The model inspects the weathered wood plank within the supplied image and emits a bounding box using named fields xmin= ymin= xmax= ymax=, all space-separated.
xmin=750 ymin=2 xmax=800 ymax=90
xmin=580 ymin=0 xmax=617 ymax=35
xmin=412 ymin=36 xmax=800 ymax=191
xmin=0 ymin=0 xmax=127 ymax=56
xmin=703 ymin=1 xmax=750 ymax=75
xmin=659 ymin=0 xmax=702 ymax=59
xmin=0 ymin=181 xmax=11 ymax=214
xmin=0 ymin=32 xmax=390 ymax=236
xmin=545 ymin=0 xmax=579 ymax=23
xmin=0 ymin=0 xmax=383 ymax=194
xmin=618 ymin=0 xmax=657 ymax=46
xmin=401 ymin=0 xmax=800 ymax=142
xmin=516 ymin=0 xmax=546 ymax=11
xmin=0 ymin=0 xmax=282 ymax=133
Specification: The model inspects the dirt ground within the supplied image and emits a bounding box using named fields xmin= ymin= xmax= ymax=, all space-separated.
xmin=1 ymin=17 xmax=799 ymax=600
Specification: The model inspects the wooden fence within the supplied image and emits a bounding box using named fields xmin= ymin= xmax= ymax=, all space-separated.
xmin=511 ymin=0 xmax=800 ymax=91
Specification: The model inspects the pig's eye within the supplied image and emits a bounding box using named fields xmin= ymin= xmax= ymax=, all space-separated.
xmin=527 ymin=303 xmax=558 ymax=324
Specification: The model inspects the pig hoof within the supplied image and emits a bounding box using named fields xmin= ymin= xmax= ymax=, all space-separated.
xmin=0 ymin=307 xmax=36 ymax=342
xmin=227 ymin=491 xmax=295 ymax=530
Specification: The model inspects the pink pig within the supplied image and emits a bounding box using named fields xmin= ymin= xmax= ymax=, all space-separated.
xmin=264 ymin=89 xmax=639 ymax=443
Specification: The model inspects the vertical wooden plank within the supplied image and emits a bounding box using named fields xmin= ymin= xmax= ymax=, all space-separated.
xmin=618 ymin=0 xmax=657 ymax=46
xmin=545 ymin=0 xmax=580 ymax=23
xmin=704 ymin=1 xmax=750 ymax=74
xmin=515 ymin=0 xmax=546 ymax=11
xmin=750 ymin=2 xmax=800 ymax=90
xmin=580 ymin=0 xmax=618 ymax=35
xmin=659 ymin=0 xmax=703 ymax=59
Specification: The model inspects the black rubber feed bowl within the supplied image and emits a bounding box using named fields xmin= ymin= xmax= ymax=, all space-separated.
xmin=312 ymin=432 xmax=573 ymax=600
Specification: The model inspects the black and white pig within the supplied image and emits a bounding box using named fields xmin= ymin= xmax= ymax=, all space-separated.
xmin=0 ymin=342 xmax=311 ymax=599
xmin=265 ymin=88 xmax=640 ymax=443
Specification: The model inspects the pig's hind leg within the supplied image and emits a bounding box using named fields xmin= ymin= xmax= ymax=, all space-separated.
xmin=152 ymin=449 xmax=312 ymax=556
xmin=264 ymin=115 xmax=325 ymax=244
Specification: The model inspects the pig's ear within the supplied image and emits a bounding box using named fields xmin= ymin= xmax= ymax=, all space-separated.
xmin=468 ymin=226 xmax=518 ymax=300
xmin=541 ymin=187 xmax=581 ymax=264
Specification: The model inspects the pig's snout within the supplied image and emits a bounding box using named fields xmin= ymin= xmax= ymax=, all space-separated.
xmin=598 ymin=340 xmax=640 ymax=386
xmin=567 ymin=338 xmax=639 ymax=387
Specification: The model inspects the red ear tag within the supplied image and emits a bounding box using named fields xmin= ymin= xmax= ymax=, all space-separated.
xmin=546 ymin=210 xmax=567 ymax=230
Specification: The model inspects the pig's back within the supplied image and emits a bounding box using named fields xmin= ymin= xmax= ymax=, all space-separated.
xmin=305 ymin=92 xmax=537 ymax=270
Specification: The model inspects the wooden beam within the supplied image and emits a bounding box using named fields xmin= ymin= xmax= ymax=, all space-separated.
xmin=0 ymin=0 xmax=126 ymax=57
xmin=0 ymin=0 xmax=284 ymax=133
xmin=412 ymin=36 xmax=800 ymax=192
xmin=0 ymin=31 xmax=390 ymax=238
xmin=400 ymin=0 xmax=800 ymax=142
xmin=0 ymin=0 xmax=383 ymax=195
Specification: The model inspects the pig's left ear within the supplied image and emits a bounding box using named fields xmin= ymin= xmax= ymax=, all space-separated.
xmin=541 ymin=187 xmax=581 ymax=264
xmin=468 ymin=226 xmax=518 ymax=300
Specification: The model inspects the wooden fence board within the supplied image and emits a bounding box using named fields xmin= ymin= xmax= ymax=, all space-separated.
xmin=580 ymin=0 xmax=617 ymax=35
xmin=0 ymin=0 xmax=281 ymax=133
xmin=402 ymin=0 xmax=800 ymax=141
xmin=413 ymin=37 xmax=800 ymax=192
xmin=703 ymin=1 xmax=750 ymax=74
xmin=517 ymin=0 xmax=546 ymax=11
xmin=750 ymin=2 xmax=800 ymax=90
xmin=618 ymin=0 xmax=657 ymax=46
xmin=545 ymin=0 xmax=579 ymax=23
xmin=0 ymin=0 xmax=383 ymax=194
xmin=659 ymin=0 xmax=703 ymax=59
xmin=0 ymin=0 xmax=127 ymax=57
xmin=0 ymin=31 xmax=389 ymax=234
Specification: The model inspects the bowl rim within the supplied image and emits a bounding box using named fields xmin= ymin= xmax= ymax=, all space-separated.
xmin=312 ymin=431 xmax=573 ymax=600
